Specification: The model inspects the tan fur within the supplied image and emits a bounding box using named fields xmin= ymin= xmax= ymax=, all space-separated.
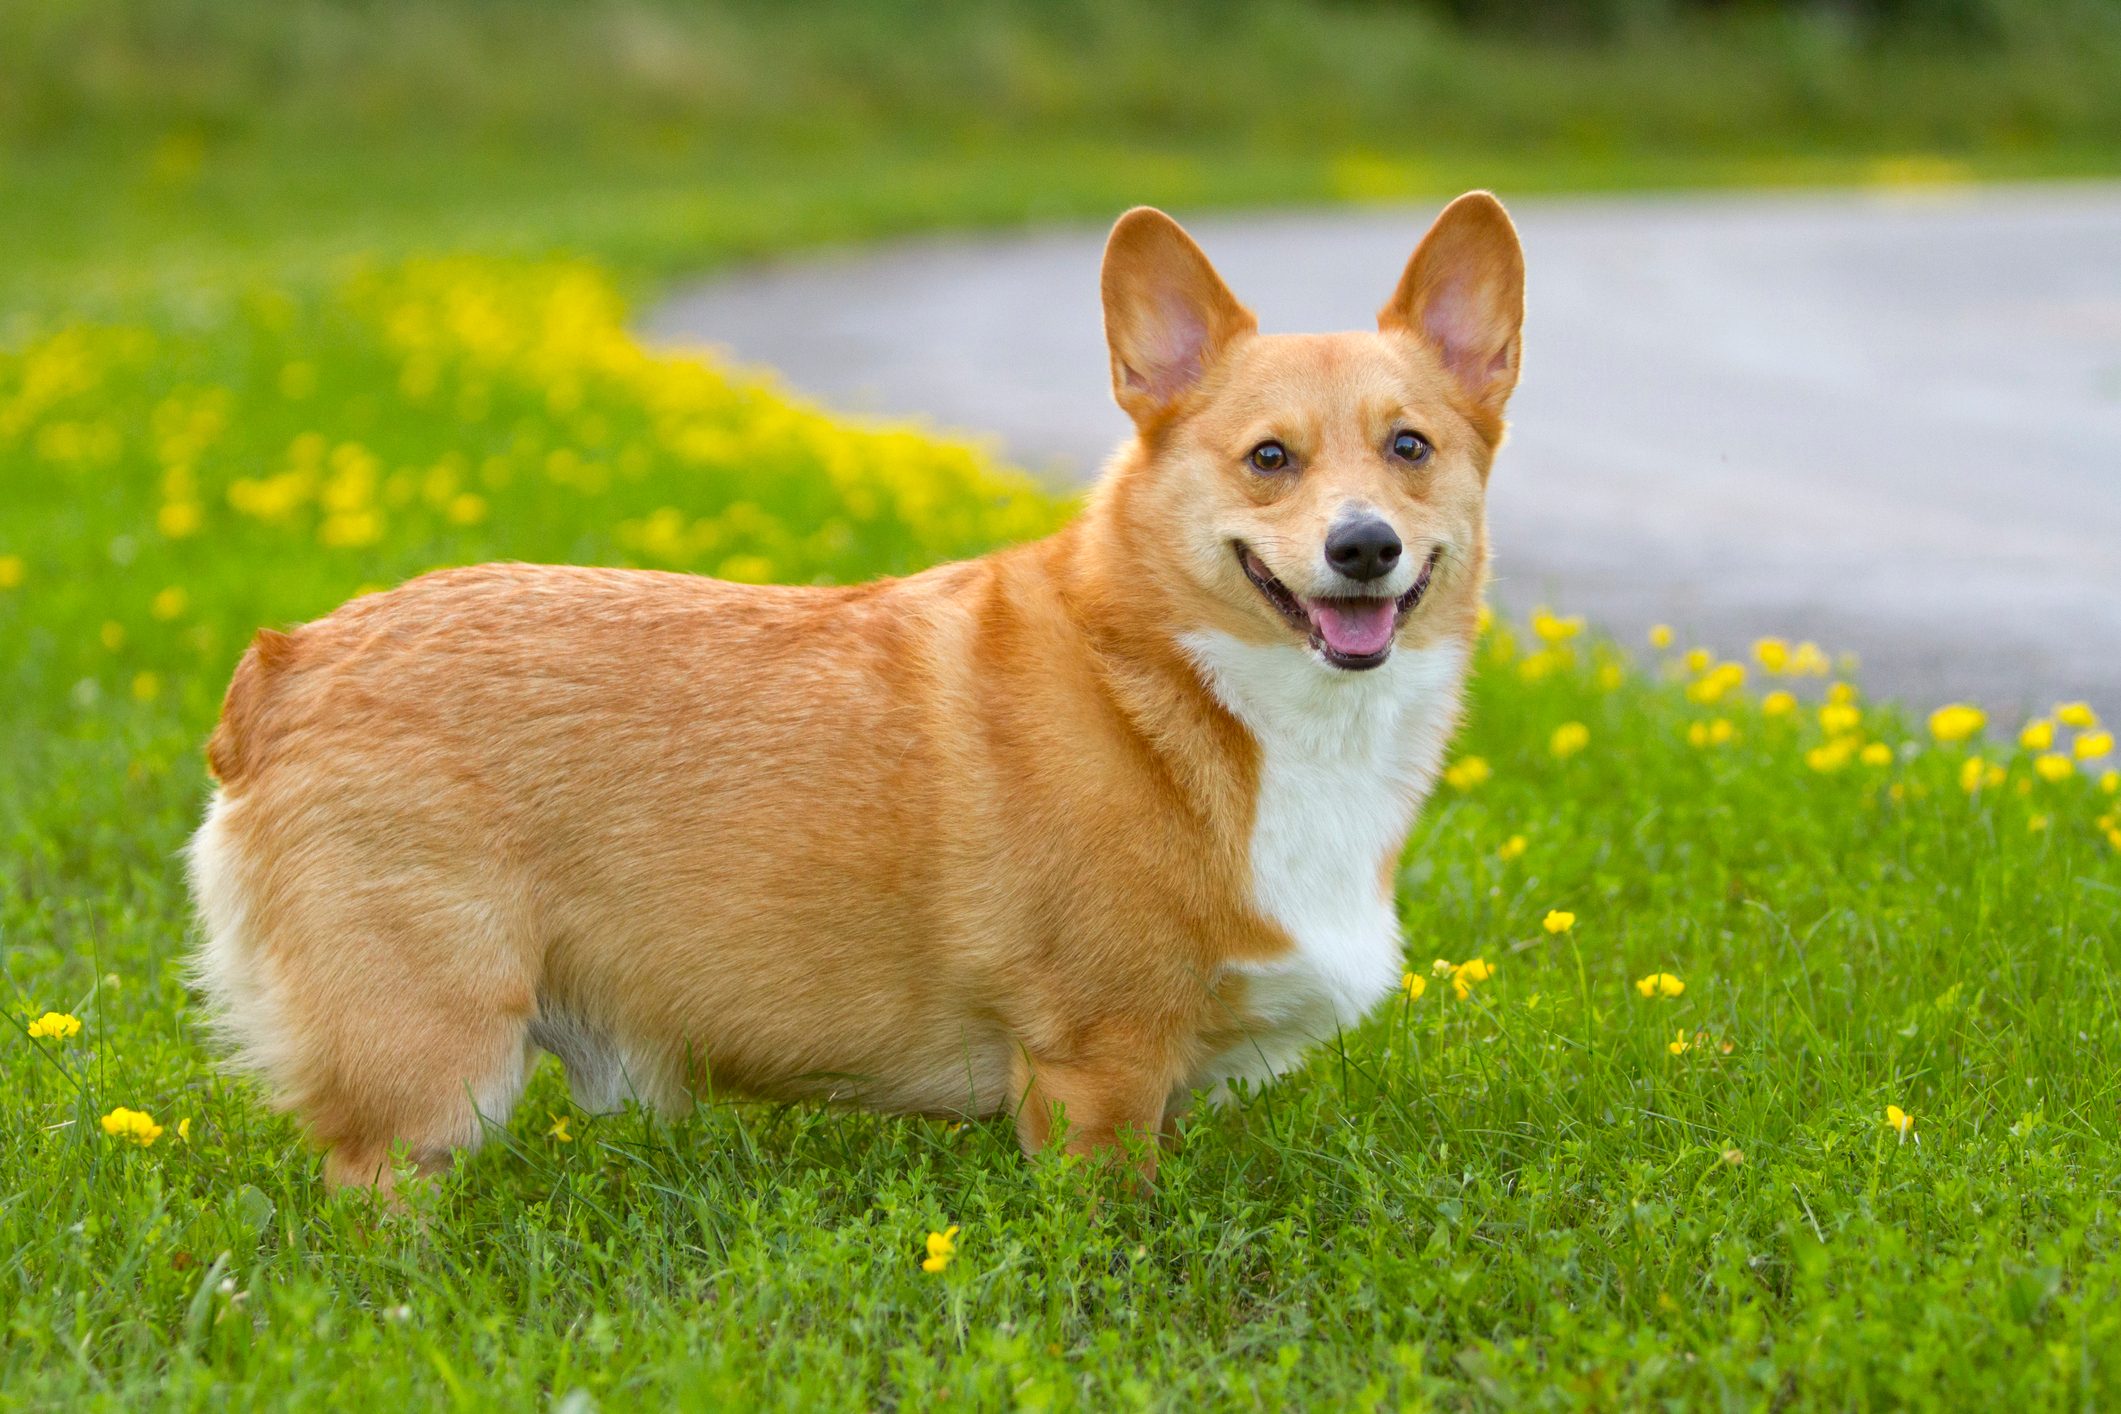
xmin=188 ymin=194 xmax=1526 ymax=1190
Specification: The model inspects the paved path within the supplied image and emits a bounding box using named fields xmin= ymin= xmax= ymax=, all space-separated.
xmin=647 ymin=186 xmax=2121 ymax=714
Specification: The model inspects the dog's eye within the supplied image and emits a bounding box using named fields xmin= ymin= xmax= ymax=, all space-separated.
xmin=1391 ymin=430 xmax=1433 ymax=465
xmin=1248 ymin=441 xmax=1290 ymax=473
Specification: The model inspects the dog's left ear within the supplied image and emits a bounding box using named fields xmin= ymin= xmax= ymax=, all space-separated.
xmin=1379 ymin=192 xmax=1525 ymax=424
xmin=1101 ymin=208 xmax=1258 ymax=428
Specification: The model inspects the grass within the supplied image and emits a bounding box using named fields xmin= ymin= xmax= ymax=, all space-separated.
xmin=9 ymin=0 xmax=2121 ymax=311
xmin=8 ymin=1 xmax=2121 ymax=1405
xmin=5 ymin=247 xmax=2121 ymax=1408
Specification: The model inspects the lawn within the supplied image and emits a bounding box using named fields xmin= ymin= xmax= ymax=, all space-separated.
xmin=7 ymin=1 xmax=2121 ymax=1407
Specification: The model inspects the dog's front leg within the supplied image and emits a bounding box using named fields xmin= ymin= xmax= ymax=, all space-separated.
xmin=1010 ymin=1025 xmax=1178 ymax=1186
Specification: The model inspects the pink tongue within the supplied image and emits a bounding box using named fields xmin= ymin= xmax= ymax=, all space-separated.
xmin=1305 ymin=597 xmax=1396 ymax=657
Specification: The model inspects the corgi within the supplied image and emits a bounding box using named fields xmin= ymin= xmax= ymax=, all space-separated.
xmin=187 ymin=193 xmax=1525 ymax=1191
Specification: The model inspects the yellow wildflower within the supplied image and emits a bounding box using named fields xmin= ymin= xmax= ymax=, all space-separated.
xmin=1859 ymin=742 xmax=1893 ymax=767
xmin=1635 ymin=972 xmax=1685 ymax=998
xmin=922 ymin=1224 xmax=959 ymax=1274
xmin=1401 ymin=971 xmax=1427 ymax=1001
xmin=1430 ymin=957 xmax=1456 ymax=978
xmin=447 ymin=493 xmax=489 ymax=526
xmin=1687 ymin=718 xmax=1736 ymax=749
xmin=132 ymin=672 xmax=162 ymax=703
xmin=1550 ymin=722 xmax=1590 ymax=759
xmin=1517 ymin=649 xmax=1566 ymax=683
xmin=1476 ymin=603 xmax=1494 ymax=635
xmin=1497 ymin=834 xmax=1528 ymax=862
xmin=1928 ymin=704 xmax=1986 ymax=744
xmin=1667 ymin=1029 xmax=1691 ymax=1056
xmin=1684 ymin=647 xmax=1712 ymax=675
xmin=1649 ymin=624 xmax=1674 ymax=650
xmin=100 ymin=621 xmax=126 ymax=651
xmin=1789 ymin=642 xmax=1831 ymax=676
xmin=26 ymin=1011 xmax=82 ymax=1041
xmin=1542 ymin=910 xmax=1575 ymax=935
xmin=2055 ymin=702 xmax=2099 ymax=729
xmin=2034 ymin=753 xmax=2074 ymax=783
xmin=1443 ymin=756 xmax=1491 ymax=791
xmin=547 ymin=1114 xmax=573 ymax=1143
xmin=2020 ymin=719 xmax=2055 ymax=752
xmin=150 ymin=586 xmax=188 ymax=621
xmin=1884 ymin=1105 xmax=1914 ymax=1144
xmin=0 ymin=554 xmax=23 ymax=588
xmin=2076 ymin=730 xmax=2113 ymax=761
xmin=1753 ymin=638 xmax=1790 ymax=674
xmin=1450 ymin=957 xmax=1495 ymax=999
xmin=1827 ymin=681 xmax=1858 ymax=705
xmin=1959 ymin=757 xmax=1986 ymax=793
xmin=1531 ymin=608 xmax=1583 ymax=644
xmin=1819 ymin=703 xmax=1861 ymax=736
xmin=177 ymin=1117 xmax=192 ymax=1142
xmin=157 ymin=501 xmax=202 ymax=538
xmin=101 ymin=1107 xmax=164 ymax=1147
xmin=1596 ymin=662 xmax=1625 ymax=692
xmin=2102 ymin=771 xmax=2118 ymax=795
xmin=1807 ymin=738 xmax=1856 ymax=773
xmin=1687 ymin=662 xmax=1747 ymax=705
xmin=2028 ymin=815 xmax=2049 ymax=833
xmin=1762 ymin=691 xmax=1797 ymax=718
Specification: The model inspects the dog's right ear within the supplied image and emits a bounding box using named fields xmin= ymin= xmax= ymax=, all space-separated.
xmin=1100 ymin=208 xmax=1257 ymax=428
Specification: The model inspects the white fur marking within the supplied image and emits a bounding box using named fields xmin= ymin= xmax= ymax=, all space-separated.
xmin=1180 ymin=635 xmax=1466 ymax=1091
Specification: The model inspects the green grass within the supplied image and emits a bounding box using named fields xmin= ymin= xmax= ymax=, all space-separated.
xmin=9 ymin=0 xmax=2121 ymax=312
xmin=9 ymin=1 xmax=2121 ymax=1405
xmin=5 ymin=249 xmax=2121 ymax=1408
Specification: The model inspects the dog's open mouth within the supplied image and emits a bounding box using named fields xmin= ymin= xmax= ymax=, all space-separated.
xmin=1236 ymin=541 xmax=1440 ymax=670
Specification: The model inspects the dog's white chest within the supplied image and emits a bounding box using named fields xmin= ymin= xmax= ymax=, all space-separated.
xmin=1180 ymin=634 xmax=1465 ymax=1091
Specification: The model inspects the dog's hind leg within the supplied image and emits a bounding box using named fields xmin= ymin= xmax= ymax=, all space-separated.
xmin=190 ymin=792 xmax=541 ymax=1194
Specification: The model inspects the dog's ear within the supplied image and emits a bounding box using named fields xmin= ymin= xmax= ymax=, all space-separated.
xmin=1379 ymin=192 xmax=1525 ymax=424
xmin=1101 ymin=208 xmax=1257 ymax=427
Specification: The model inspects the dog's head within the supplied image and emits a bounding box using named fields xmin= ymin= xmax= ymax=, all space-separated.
xmin=1098 ymin=194 xmax=1523 ymax=671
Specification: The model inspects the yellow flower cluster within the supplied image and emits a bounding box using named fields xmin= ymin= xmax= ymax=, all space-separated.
xmin=1752 ymin=637 xmax=1830 ymax=676
xmin=1635 ymin=972 xmax=1685 ymax=998
xmin=26 ymin=1011 xmax=82 ymax=1040
xmin=1448 ymin=957 xmax=1495 ymax=1000
xmin=1928 ymin=704 xmax=1986 ymax=744
xmin=1687 ymin=718 xmax=1736 ymax=749
xmin=1531 ymin=608 xmax=1583 ymax=643
xmin=922 ymin=1224 xmax=960 ymax=1273
xmin=1686 ymin=660 xmax=1747 ymax=706
xmin=1443 ymin=756 xmax=1492 ymax=791
xmin=101 ymin=1107 xmax=164 ymax=1147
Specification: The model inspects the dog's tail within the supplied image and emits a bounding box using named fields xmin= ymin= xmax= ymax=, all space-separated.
xmin=206 ymin=627 xmax=297 ymax=786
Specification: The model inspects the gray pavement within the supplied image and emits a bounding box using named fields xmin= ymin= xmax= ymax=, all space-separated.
xmin=645 ymin=185 xmax=2121 ymax=714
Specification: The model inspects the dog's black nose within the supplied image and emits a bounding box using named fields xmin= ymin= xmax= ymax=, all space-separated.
xmin=1324 ymin=517 xmax=1403 ymax=582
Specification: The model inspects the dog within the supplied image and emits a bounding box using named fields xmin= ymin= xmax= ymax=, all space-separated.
xmin=187 ymin=193 xmax=1525 ymax=1190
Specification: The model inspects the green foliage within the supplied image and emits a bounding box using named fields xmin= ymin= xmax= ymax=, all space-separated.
xmin=8 ymin=0 xmax=2121 ymax=310
xmin=4 ymin=248 xmax=2121 ymax=1407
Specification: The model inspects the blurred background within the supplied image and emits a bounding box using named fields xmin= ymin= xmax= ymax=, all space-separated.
xmin=6 ymin=0 xmax=2120 ymax=709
